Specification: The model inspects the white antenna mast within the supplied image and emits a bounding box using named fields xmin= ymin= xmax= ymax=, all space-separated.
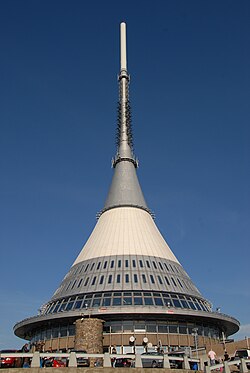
xmin=120 ymin=22 xmax=127 ymax=71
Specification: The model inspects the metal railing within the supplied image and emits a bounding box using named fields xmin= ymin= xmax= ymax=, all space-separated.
xmin=204 ymin=358 xmax=249 ymax=373
xmin=0 ymin=351 xmax=198 ymax=369
xmin=0 ymin=351 xmax=249 ymax=371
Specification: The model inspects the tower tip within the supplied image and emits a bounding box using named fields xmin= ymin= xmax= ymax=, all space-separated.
xmin=120 ymin=22 xmax=127 ymax=71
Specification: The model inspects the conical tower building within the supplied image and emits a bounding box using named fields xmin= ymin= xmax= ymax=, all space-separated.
xmin=14 ymin=23 xmax=239 ymax=353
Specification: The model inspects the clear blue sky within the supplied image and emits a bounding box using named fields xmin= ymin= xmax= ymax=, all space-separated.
xmin=0 ymin=0 xmax=249 ymax=349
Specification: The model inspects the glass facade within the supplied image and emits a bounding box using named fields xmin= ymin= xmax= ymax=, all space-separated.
xmin=30 ymin=319 xmax=220 ymax=344
xmin=42 ymin=291 xmax=211 ymax=315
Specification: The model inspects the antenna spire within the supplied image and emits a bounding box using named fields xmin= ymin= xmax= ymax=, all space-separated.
xmin=113 ymin=22 xmax=137 ymax=168
xmin=120 ymin=22 xmax=127 ymax=71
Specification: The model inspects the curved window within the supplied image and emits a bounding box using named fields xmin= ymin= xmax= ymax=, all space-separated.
xmin=110 ymin=260 xmax=114 ymax=268
xmin=154 ymin=297 xmax=163 ymax=306
xmin=66 ymin=300 xmax=74 ymax=311
xmin=52 ymin=327 xmax=59 ymax=338
xmin=180 ymin=299 xmax=189 ymax=308
xmin=84 ymin=264 xmax=89 ymax=272
xmin=77 ymin=279 xmax=83 ymax=288
xmin=144 ymin=297 xmax=153 ymax=305
xmin=60 ymin=326 xmax=67 ymax=337
xmin=203 ymin=302 xmax=210 ymax=312
xmin=177 ymin=279 xmax=183 ymax=288
xmin=153 ymin=261 xmax=157 ymax=269
xmin=169 ymin=324 xmax=178 ymax=333
xmin=194 ymin=301 xmax=202 ymax=311
xmin=172 ymin=298 xmax=181 ymax=308
xmin=97 ymin=262 xmax=101 ymax=270
xmin=59 ymin=301 xmax=67 ymax=312
xmin=179 ymin=325 xmax=188 ymax=334
xmin=118 ymin=260 xmax=121 ymax=268
xmin=165 ymin=276 xmax=170 ymax=285
xmin=84 ymin=278 xmax=89 ymax=286
xmin=93 ymin=298 xmax=101 ymax=307
xmin=125 ymin=274 xmax=129 ymax=283
xmin=54 ymin=302 xmax=61 ymax=313
xmin=199 ymin=302 xmax=207 ymax=311
xmin=91 ymin=263 xmax=95 ymax=270
xmin=171 ymin=277 xmax=177 ymax=286
xmin=74 ymin=296 xmax=84 ymax=309
xmin=146 ymin=260 xmax=150 ymax=268
xmin=147 ymin=323 xmax=157 ymax=332
xmin=113 ymin=297 xmax=121 ymax=306
xmin=132 ymin=260 xmax=136 ymax=268
xmin=103 ymin=297 xmax=111 ymax=306
xmin=150 ymin=275 xmax=155 ymax=284
xmin=134 ymin=274 xmax=138 ymax=283
xmin=103 ymin=261 xmax=107 ymax=269
xmin=99 ymin=275 xmax=104 ymax=285
xmin=108 ymin=275 xmax=112 ymax=284
xmin=117 ymin=274 xmax=121 ymax=283
xmin=189 ymin=301 xmax=196 ymax=310
xmin=134 ymin=297 xmax=143 ymax=305
xmin=142 ymin=274 xmax=147 ymax=283
xmin=125 ymin=260 xmax=129 ymax=268
xmin=158 ymin=324 xmax=168 ymax=333
xmin=91 ymin=276 xmax=96 ymax=285
xmin=163 ymin=297 xmax=172 ymax=307
xmin=158 ymin=262 xmax=163 ymax=270
xmin=139 ymin=260 xmax=143 ymax=268
xmin=124 ymin=297 xmax=132 ymax=305
xmin=158 ymin=276 xmax=163 ymax=285
xmin=47 ymin=303 xmax=55 ymax=313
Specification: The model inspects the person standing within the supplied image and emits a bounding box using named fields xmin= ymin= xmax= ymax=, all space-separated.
xmin=21 ymin=344 xmax=29 ymax=352
xmin=208 ymin=349 xmax=216 ymax=365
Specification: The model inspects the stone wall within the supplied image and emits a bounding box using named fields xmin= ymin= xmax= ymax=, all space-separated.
xmin=74 ymin=318 xmax=104 ymax=353
xmin=74 ymin=318 xmax=104 ymax=367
